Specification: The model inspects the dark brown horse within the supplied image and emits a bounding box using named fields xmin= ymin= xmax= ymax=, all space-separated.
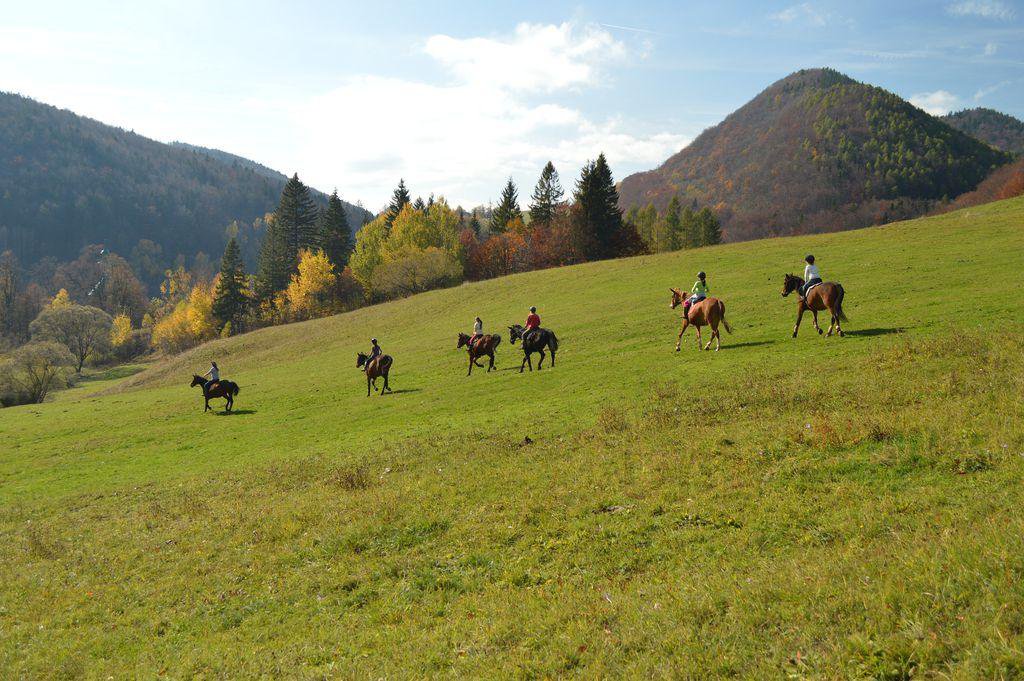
xmin=356 ymin=352 xmax=393 ymax=396
xmin=669 ymin=289 xmax=733 ymax=351
xmin=781 ymin=274 xmax=847 ymax=337
xmin=457 ymin=332 xmax=501 ymax=375
xmin=509 ymin=324 xmax=559 ymax=372
xmin=190 ymin=375 xmax=240 ymax=412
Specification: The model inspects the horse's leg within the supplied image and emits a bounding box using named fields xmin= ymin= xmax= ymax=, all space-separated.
xmin=549 ymin=346 xmax=555 ymax=367
xmin=695 ymin=325 xmax=703 ymax=349
xmin=704 ymin=321 xmax=715 ymax=351
xmin=366 ymin=375 xmax=371 ymax=397
xmin=713 ymin=321 xmax=721 ymax=351
xmin=675 ymin=320 xmax=687 ymax=351
xmin=488 ymin=352 xmax=495 ymax=372
xmin=793 ymin=303 xmax=806 ymax=337
xmin=520 ymin=353 xmax=527 ymax=373
xmin=812 ymin=309 xmax=822 ymax=335
xmin=537 ymin=349 xmax=545 ymax=370
xmin=467 ymin=353 xmax=473 ymax=376
xmin=826 ymin=304 xmax=836 ymax=336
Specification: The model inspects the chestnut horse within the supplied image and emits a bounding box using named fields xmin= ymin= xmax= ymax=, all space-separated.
xmin=669 ymin=289 xmax=733 ymax=351
xmin=457 ymin=332 xmax=501 ymax=375
xmin=781 ymin=274 xmax=847 ymax=337
xmin=190 ymin=375 xmax=240 ymax=412
xmin=356 ymin=352 xmax=393 ymax=396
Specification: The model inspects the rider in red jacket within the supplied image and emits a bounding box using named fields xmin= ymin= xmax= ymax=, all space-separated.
xmin=525 ymin=306 xmax=540 ymax=331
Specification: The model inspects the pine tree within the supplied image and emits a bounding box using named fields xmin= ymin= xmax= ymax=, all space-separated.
xmin=571 ymin=154 xmax=624 ymax=260
xmin=681 ymin=206 xmax=699 ymax=249
xmin=529 ymin=162 xmax=564 ymax=228
xmin=697 ymin=207 xmax=722 ymax=246
xmin=319 ymin=190 xmax=354 ymax=270
xmin=413 ymin=196 xmax=426 ymax=211
xmin=275 ymin=174 xmax=320 ymax=257
xmin=386 ymin=179 xmax=411 ymax=226
xmin=213 ymin=237 xmax=248 ymax=330
xmin=490 ymin=178 xmax=522 ymax=233
xmin=468 ymin=213 xmax=482 ymax=236
xmin=663 ymin=196 xmax=683 ymax=252
xmin=255 ymin=216 xmax=291 ymax=301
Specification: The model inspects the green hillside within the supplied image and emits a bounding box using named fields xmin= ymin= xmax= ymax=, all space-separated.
xmin=1 ymin=197 xmax=1023 ymax=677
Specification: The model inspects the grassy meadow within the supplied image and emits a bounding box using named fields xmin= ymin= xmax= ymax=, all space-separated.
xmin=1 ymin=197 xmax=1023 ymax=678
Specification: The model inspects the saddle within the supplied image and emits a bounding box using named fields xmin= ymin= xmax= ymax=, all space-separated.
xmin=804 ymin=281 xmax=823 ymax=295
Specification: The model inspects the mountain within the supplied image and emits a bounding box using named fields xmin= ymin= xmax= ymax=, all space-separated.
xmin=618 ymin=68 xmax=1011 ymax=242
xmin=0 ymin=92 xmax=370 ymax=271
xmin=941 ymin=107 xmax=1024 ymax=155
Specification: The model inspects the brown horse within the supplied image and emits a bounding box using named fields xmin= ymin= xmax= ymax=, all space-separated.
xmin=781 ymin=274 xmax=847 ymax=337
xmin=457 ymin=332 xmax=501 ymax=375
xmin=356 ymin=352 xmax=393 ymax=396
xmin=669 ymin=289 xmax=733 ymax=351
xmin=190 ymin=375 xmax=240 ymax=412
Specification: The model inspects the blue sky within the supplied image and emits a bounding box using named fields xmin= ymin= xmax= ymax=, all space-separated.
xmin=2 ymin=1 xmax=1021 ymax=209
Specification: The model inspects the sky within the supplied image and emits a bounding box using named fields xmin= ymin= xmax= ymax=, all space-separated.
xmin=2 ymin=0 xmax=1022 ymax=210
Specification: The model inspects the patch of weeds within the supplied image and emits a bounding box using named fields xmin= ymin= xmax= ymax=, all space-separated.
xmin=952 ymin=450 xmax=994 ymax=474
xmin=25 ymin=524 xmax=62 ymax=560
xmin=329 ymin=465 xmax=373 ymax=491
xmin=845 ymin=634 xmax=919 ymax=681
xmin=597 ymin=406 xmax=629 ymax=434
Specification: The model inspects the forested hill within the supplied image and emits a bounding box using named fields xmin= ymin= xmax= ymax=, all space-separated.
xmin=0 ymin=92 xmax=369 ymax=268
xmin=941 ymin=108 xmax=1024 ymax=155
xmin=618 ymin=68 xmax=1011 ymax=242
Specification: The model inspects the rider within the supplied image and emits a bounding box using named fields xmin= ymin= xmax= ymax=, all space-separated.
xmin=469 ymin=317 xmax=483 ymax=346
xmin=202 ymin=361 xmax=220 ymax=394
xmin=683 ymin=271 xmax=709 ymax=319
xmin=365 ymin=338 xmax=381 ymax=372
xmin=801 ymin=255 xmax=822 ymax=301
xmin=525 ymin=306 xmax=541 ymax=339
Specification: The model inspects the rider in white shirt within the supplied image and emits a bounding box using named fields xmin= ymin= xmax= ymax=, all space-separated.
xmin=801 ymin=254 xmax=822 ymax=300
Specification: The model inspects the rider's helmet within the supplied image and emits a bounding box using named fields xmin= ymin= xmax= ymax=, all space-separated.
xmin=805 ymin=254 xmax=815 ymax=264
xmin=371 ymin=338 xmax=378 ymax=344
xmin=529 ymin=306 xmax=536 ymax=313
xmin=212 ymin=361 xmax=218 ymax=368
xmin=697 ymin=271 xmax=706 ymax=279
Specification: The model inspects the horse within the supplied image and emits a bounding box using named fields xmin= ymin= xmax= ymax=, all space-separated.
xmin=781 ymin=274 xmax=847 ymax=337
xmin=457 ymin=332 xmax=501 ymax=375
xmin=356 ymin=352 xmax=393 ymax=396
xmin=669 ymin=289 xmax=733 ymax=351
xmin=190 ymin=375 xmax=240 ymax=413
xmin=508 ymin=324 xmax=559 ymax=372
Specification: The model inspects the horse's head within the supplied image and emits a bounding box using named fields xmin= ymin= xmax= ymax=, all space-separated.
xmin=356 ymin=352 xmax=368 ymax=368
xmin=508 ymin=325 xmax=523 ymax=344
xmin=669 ymin=288 xmax=684 ymax=309
xmin=457 ymin=333 xmax=470 ymax=348
xmin=190 ymin=374 xmax=204 ymax=388
xmin=782 ymin=274 xmax=803 ymax=297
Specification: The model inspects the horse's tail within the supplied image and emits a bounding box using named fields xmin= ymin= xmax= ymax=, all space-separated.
xmin=719 ymin=301 xmax=733 ymax=334
xmin=232 ymin=383 xmax=241 ymax=396
xmin=549 ymin=331 xmax=559 ymax=352
xmin=835 ymin=285 xmax=848 ymax=322
xmin=493 ymin=335 xmax=501 ymax=350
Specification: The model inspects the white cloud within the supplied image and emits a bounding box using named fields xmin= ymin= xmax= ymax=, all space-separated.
xmin=909 ymin=90 xmax=963 ymax=115
xmin=947 ymin=1 xmax=1016 ymax=19
xmin=771 ymin=3 xmax=828 ymax=26
xmin=424 ymin=22 xmax=625 ymax=93
xmin=984 ymin=41 xmax=999 ymax=55
xmin=974 ymin=80 xmax=1013 ymax=100
xmin=292 ymin=22 xmax=685 ymax=208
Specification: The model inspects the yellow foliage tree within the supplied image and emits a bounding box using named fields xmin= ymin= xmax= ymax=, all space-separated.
xmin=284 ymin=249 xmax=336 ymax=321
xmin=348 ymin=215 xmax=390 ymax=298
xmin=110 ymin=313 xmax=132 ymax=347
xmin=50 ymin=288 xmax=71 ymax=309
xmin=150 ymin=282 xmax=217 ymax=354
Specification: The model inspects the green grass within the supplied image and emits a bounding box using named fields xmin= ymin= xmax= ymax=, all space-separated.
xmin=1 ymin=197 xmax=1023 ymax=678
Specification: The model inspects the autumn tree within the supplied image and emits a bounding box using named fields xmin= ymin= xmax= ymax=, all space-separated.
xmin=213 ymin=237 xmax=248 ymax=332
xmin=320 ymin=190 xmax=354 ymax=270
xmin=30 ymin=304 xmax=113 ymax=372
xmin=0 ymin=341 xmax=75 ymax=404
xmin=490 ymin=178 xmax=522 ymax=234
xmin=529 ymin=162 xmax=564 ymax=228
xmin=283 ymin=249 xmax=336 ymax=320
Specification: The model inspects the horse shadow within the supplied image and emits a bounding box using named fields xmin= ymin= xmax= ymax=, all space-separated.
xmin=387 ymin=389 xmax=421 ymax=395
xmin=215 ymin=409 xmax=257 ymax=416
xmin=719 ymin=340 xmax=775 ymax=351
xmin=845 ymin=327 xmax=904 ymax=337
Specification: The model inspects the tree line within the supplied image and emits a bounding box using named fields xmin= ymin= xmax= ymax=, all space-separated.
xmin=1 ymin=155 xmax=723 ymax=406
